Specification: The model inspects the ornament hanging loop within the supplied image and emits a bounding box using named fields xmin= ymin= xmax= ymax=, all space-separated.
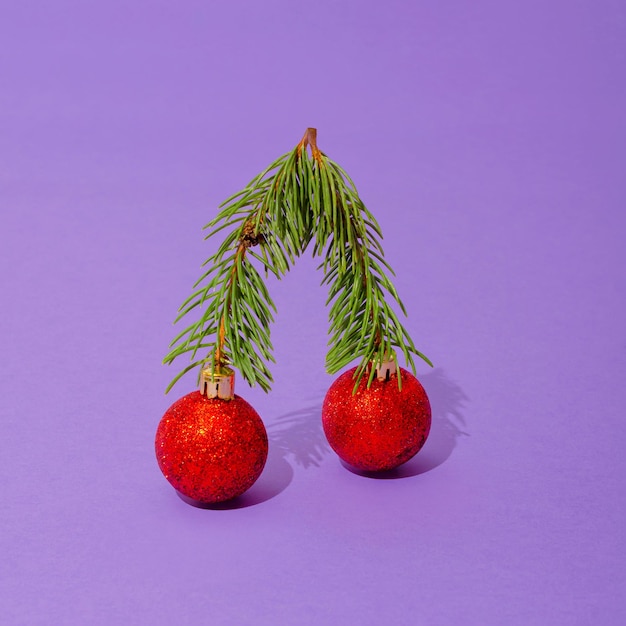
xmin=200 ymin=365 xmax=235 ymax=400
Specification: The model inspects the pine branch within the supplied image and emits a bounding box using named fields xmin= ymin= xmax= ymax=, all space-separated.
xmin=164 ymin=153 xmax=297 ymax=393
xmin=164 ymin=128 xmax=431 ymax=395
xmin=313 ymin=152 xmax=432 ymax=390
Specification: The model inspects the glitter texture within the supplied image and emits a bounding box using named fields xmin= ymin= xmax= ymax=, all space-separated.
xmin=322 ymin=367 xmax=431 ymax=472
xmin=155 ymin=391 xmax=268 ymax=503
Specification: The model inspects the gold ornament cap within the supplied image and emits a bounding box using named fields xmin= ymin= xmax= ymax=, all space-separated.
xmin=373 ymin=354 xmax=397 ymax=382
xmin=200 ymin=366 xmax=235 ymax=400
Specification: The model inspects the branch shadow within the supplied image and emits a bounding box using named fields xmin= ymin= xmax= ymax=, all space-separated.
xmin=342 ymin=367 xmax=469 ymax=480
xmin=268 ymin=401 xmax=330 ymax=469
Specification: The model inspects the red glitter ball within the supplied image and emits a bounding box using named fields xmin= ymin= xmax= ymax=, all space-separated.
xmin=322 ymin=367 xmax=431 ymax=472
xmin=155 ymin=391 xmax=268 ymax=503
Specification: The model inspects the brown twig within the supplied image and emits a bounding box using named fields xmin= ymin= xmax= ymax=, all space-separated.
xmin=297 ymin=127 xmax=322 ymax=162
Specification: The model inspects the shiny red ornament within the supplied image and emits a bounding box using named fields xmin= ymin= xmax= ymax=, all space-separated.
xmin=155 ymin=391 xmax=268 ymax=503
xmin=322 ymin=367 xmax=431 ymax=472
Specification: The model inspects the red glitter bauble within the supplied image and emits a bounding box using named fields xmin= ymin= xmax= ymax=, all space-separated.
xmin=322 ymin=367 xmax=431 ymax=472
xmin=155 ymin=391 xmax=268 ymax=503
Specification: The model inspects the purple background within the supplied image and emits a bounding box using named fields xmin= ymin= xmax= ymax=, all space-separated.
xmin=2 ymin=1 xmax=625 ymax=624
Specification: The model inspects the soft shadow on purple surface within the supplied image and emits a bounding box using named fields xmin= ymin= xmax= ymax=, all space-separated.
xmin=176 ymin=447 xmax=294 ymax=510
xmin=268 ymin=402 xmax=330 ymax=468
xmin=343 ymin=368 xmax=469 ymax=480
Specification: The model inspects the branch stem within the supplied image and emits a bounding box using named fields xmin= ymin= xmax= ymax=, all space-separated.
xmin=297 ymin=127 xmax=322 ymax=162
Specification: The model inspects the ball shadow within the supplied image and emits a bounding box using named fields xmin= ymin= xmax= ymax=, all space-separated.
xmin=175 ymin=399 xmax=330 ymax=510
xmin=341 ymin=367 xmax=469 ymax=480
xmin=176 ymin=446 xmax=294 ymax=510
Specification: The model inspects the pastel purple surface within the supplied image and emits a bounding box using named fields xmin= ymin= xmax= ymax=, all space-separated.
xmin=2 ymin=1 xmax=625 ymax=624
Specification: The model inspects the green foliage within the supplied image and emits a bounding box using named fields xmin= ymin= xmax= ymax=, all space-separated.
xmin=315 ymin=154 xmax=433 ymax=391
xmin=164 ymin=129 xmax=431 ymax=393
xmin=163 ymin=150 xmax=296 ymax=393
